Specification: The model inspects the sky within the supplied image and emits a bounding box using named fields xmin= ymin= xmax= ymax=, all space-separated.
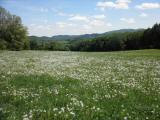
xmin=0 ymin=0 xmax=160 ymax=37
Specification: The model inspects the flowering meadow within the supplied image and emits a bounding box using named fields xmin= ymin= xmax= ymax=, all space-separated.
xmin=0 ymin=50 xmax=160 ymax=120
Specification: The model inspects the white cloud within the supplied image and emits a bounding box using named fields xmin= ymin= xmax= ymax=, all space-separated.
xmin=90 ymin=20 xmax=105 ymax=26
xmin=81 ymin=20 xmax=113 ymax=34
xmin=97 ymin=0 xmax=132 ymax=10
xmin=28 ymin=20 xmax=113 ymax=36
xmin=107 ymin=23 xmax=113 ymax=27
xmin=51 ymin=9 xmax=74 ymax=17
xmin=115 ymin=0 xmax=131 ymax=9
xmin=136 ymin=3 xmax=160 ymax=10
xmin=97 ymin=1 xmax=115 ymax=11
xmin=26 ymin=7 xmax=49 ymax=13
xmin=89 ymin=19 xmax=112 ymax=27
xmin=68 ymin=14 xmax=112 ymax=28
xmin=28 ymin=24 xmax=54 ymax=36
xmin=57 ymin=12 xmax=74 ymax=17
xmin=83 ymin=25 xmax=92 ymax=30
xmin=93 ymin=14 xmax=106 ymax=19
xmin=57 ymin=12 xmax=68 ymax=17
xmin=120 ymin=18 xmax=135 ymax=24
xmin=139 ymin=13 xmax=148 ymax=17
xmin=28 ymin=14 xmax=112 ymax=36
xmin=56 ymin=22 xmax=75 ymax=28
xmin=69 ymin=15 xmax=89 ymax=22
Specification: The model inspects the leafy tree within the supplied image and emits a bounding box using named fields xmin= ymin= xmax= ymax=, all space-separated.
xmin=48 ymin=41 xmax=68 ymax=51
xmin=0 ymin=39 xmax=7 ymax=49
xmin=0 ymin=6 xmax=29 ymax=50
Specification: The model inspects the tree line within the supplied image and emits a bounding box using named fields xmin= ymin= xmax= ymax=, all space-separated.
xmin=30 ymin=39 xmax=70 ymax=51
xmin=70 ymin=24 xmax=160 ymax=51
xmin=0 ymin=6 xmax=160 ymax=51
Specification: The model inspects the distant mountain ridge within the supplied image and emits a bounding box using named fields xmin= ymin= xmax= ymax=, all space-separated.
xmin=29 ymin=29 xmax=142 ymax=41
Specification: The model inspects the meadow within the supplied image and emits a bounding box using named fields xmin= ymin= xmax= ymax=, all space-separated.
xmin=0 ymin=49 xmax=160 ymax=120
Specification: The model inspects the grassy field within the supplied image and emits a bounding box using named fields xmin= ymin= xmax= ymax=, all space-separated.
xmin=0 ymin=49 xmax=160 ymax=120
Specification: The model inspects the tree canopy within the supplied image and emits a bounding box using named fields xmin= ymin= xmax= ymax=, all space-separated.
xmin=0 ymin=6 xmax=29 ymax=50
xmin=70 ymin=24 xmax=160 ymax=51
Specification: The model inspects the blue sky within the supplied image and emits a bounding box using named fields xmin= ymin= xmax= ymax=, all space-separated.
xmin=0 ymin=0 xmax=160 ymax=36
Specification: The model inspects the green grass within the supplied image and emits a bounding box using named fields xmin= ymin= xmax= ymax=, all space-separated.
xmin=0 ymin=49 xmax=160 ymax=120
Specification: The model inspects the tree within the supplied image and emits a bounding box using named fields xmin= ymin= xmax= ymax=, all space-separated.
xmin=0 ymin=39 xmax=7 ymax=50
xmin=141 ymin=23 xmax=160 ymax=49
xmin=125 ymin=31 xmax=144 ymax=50
xmin=0 ymin=6 xmax=29 ymax=50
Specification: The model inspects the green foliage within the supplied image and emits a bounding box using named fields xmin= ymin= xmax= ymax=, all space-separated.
xmin=125 ymin=30 xmax=144 ymax=50
xmin=47 ymin=41 xmax=68 ymax=51
xmin=70 ymin=32 xmax=131 ymax=51
xmin=70 ymin=23 xmax=160 ymax=51
xmin=0 ymin=39 xmax=7 ymax=50
xmin=142 ymin=23 xmax=160 ymax=49
xmin=29 ymin=40 xmax=69 ymax=51
xmin=0 ymin=6 xmax=29 ymax=50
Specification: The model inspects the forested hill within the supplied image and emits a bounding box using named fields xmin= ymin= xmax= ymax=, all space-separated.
xmin=29 ymin=29 xmax=138 ymax=41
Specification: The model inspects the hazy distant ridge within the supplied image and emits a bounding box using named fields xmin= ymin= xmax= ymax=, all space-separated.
xmin=29 ymin=29 xmax=139 ymax=41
